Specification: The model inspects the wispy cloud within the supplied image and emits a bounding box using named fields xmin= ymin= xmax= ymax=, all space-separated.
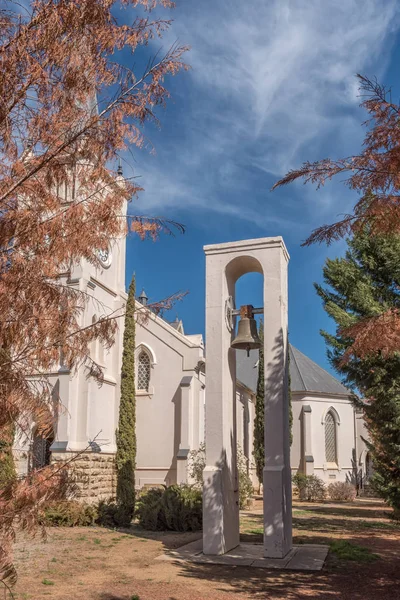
xmin=126 ymin=0 xmax=399 ymax=238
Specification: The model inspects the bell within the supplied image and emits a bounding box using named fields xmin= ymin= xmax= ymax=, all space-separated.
xmin=231 ymin=305 xmax=262 ymax=357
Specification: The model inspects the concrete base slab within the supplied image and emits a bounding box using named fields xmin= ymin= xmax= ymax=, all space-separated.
xmin=156 ymin=540 xmax=328 ymax=571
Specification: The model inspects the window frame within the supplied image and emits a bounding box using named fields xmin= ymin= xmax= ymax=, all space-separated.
xmin=135 ymin=344 xmax=156 ymax=396
xmin=323 ymin=408 xmax=340 ymax=469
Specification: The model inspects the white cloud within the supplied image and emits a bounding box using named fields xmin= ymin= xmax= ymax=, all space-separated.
xmin=125 ymin=0 xmax=399 ymax=235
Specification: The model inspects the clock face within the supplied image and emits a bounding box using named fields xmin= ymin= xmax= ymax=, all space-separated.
xmin=97 ymin=247 xmax=112 ymax=268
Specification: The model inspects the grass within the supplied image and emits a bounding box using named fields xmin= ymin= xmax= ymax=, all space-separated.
xmin=41 ymin=578 xmax=55 ymax=586
xmin=329 ymin=540 xmax=380 ymax=563
xmin=293 ymin=509 xmax=316 ymax=516
xmin=130 ymin=596 xmax=140 ymax=600
xmin=357 ymin=519 xmax=400 ymax=530
xmin=248 ymin=528 xmax=263 ymax=535
xmin=93 ymin=538 xmax=102 ymax=545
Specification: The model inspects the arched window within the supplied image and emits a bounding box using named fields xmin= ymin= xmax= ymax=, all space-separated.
xmin=31 ymin=428 xmax=54 ymax=471
xmin=325 ymin=411 xmax=337 ymax=464
xmin=137 ymin=350 xmax=151 ymax=391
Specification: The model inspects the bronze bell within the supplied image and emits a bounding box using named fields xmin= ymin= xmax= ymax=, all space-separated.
xmin=231 ymin=305 xmax=262 ymax=357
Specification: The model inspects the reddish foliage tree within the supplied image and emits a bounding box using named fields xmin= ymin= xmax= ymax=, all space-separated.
xmin=273 ymin=75 xmax=400 ymax=358
xmin=0 ymin=0 xmax=188 ymax=583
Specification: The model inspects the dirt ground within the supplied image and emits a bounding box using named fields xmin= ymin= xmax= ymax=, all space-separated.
xmin=9 ymin=498 xmax=400 ymax=600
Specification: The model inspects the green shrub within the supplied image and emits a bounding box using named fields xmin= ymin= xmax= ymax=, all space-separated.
xmin=96 ymin=499 xmax=120 ymax=527
xmin=237 ymin=446 xmax=254 ymax=509
xmin=328 ymin=482 xmax=356 ymax=502
xmin=40 ymin=501 xmax=98 ymax=527
xmin=188 ymin=442 xmax=206 ymax=488
xmin=292 ymin=473 xmax=326 ymax=502
xmin=95 ymin=498 xmax=134 ymax=528
xmin=188 ymin=443 xmax=253 ymax=509
xmin=135 ymin=487 xmax=164 ymax=530
xmin=292 ymin=472 xmax=307 ymax=496
xmin=136 ymin=485 xmax=202 ymax=532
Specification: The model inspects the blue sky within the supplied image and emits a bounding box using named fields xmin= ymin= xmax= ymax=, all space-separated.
xmin=121 ymin=0 xmax=400 ymax=376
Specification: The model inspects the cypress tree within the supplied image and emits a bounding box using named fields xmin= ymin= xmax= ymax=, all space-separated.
xmin=115 ymin=275 xmax=136 ymax=525
xmin=315 ymin=229 xmax=400 ymax=515
xmin=0 ymin=424 xmax=16 ymax=488
xmin=253 ymin=324 xmax=293 ymax=491
xmin=288 ymin=344 xmax=293 ymax=447
xmin=253 ymin=321 xmax=264 ymax=489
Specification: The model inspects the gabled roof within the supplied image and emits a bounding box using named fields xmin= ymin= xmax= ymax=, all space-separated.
xmin=134 ymin=300 xmax=203 ymax=350
xmin=289 ymin=345 xmax=348 ymax=395
xmin=236 ymin=345 xmax=349 ymax=396
xmin=236 ymin=349 xmax=258 ymax=392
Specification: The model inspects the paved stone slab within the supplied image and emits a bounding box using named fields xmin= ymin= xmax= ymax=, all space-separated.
xmin=192 ymin=555 xmax=254 ymax=567
xmin=286 ymin=544 xmax=328 ymax=571
xmin=252 ymin=548 xmax=297 ymax=569
xmin=156 ymin=541 xmax=328 ymax=571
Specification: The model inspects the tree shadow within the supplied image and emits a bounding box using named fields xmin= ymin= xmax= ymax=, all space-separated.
xmin=175 ymin=558 xmax=400 ymax=600
xmin=101 ymin=522 xmax=203 ymax=550
xmin=300 ymin=503 xmax=391 ymax=520
xmin=98 ymin=595 xmax=127 ymax=600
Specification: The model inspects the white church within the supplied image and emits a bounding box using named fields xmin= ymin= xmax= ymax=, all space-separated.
xmin=13 ymin=192 xmax=372 ymax=501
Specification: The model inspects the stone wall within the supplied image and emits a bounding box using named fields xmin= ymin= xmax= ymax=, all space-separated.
xmin=51 ymin=452 xmax=116 ymax=504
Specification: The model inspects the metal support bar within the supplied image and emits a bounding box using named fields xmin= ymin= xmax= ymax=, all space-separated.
xmin=231 ymin=306 xmax=263 ymax=316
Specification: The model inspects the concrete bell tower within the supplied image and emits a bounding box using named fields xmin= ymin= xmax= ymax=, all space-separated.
xmin=202 ymin=237 xmax=292 ymax=559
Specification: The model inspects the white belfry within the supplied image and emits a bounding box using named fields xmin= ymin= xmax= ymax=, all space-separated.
xmin=202 ymin=237 xmax=292 ymax=558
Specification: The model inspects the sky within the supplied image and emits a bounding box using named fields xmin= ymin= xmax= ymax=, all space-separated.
xmin=119 ymin=0 xmax=400 ymax=376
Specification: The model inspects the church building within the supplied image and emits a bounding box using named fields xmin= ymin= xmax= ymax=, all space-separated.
xmin=12 ymin=186 xmax=371 ymax=500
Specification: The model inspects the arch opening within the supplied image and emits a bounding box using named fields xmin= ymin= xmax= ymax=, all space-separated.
xmin=30 ymin=427 xmax=55 ymax=471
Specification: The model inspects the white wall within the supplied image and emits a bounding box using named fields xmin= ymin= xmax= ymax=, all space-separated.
xmin=291 ymin=391 xmax=360 ymax=484
xmin=236 ymin=384 xmax=257 ymax=487
xmin=134 ymin=307 xmax=204 ymax=488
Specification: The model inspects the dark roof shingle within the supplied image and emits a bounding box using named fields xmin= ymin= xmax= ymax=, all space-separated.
xmin=236 ymin=345 xmax=349 ymax=396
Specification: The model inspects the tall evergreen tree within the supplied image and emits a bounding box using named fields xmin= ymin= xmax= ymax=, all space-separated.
xmin=0 ymin=424 xmax=16 ymax=489
xmin=115 ymin=276 xmax=136 ymax=526
xmin=316 ymin=230 xmax=400 ymax=515
xmin=288 ymin=345 xmax=293 ymax=447
xmin=253 ymin=324 xmax=293 ymax=490
xmin=253 ymin=321 xmax=264 ymax=489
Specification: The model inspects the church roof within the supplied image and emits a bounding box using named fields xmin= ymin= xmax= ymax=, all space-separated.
xmin=289 ymin=345 xmax=348 ymax=395
xmin=236 ymin=349 xmax=258 ymax=392
xmin=236 ymin=344 xmax=349 ymax=396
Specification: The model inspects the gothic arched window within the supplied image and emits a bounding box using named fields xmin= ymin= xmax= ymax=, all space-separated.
xmin=325 ymin=411 xmax=337 ymax=464
xmin=31 ymin=428 xmax=54 ymax=471
xmin=137 ymin=350 xmax=151 ymax=391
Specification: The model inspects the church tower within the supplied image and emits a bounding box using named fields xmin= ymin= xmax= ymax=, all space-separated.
xmin=47 ymin=167 xmax=128 ymax=500
xmin=13 ymin=155 xmax=128 ymax=501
